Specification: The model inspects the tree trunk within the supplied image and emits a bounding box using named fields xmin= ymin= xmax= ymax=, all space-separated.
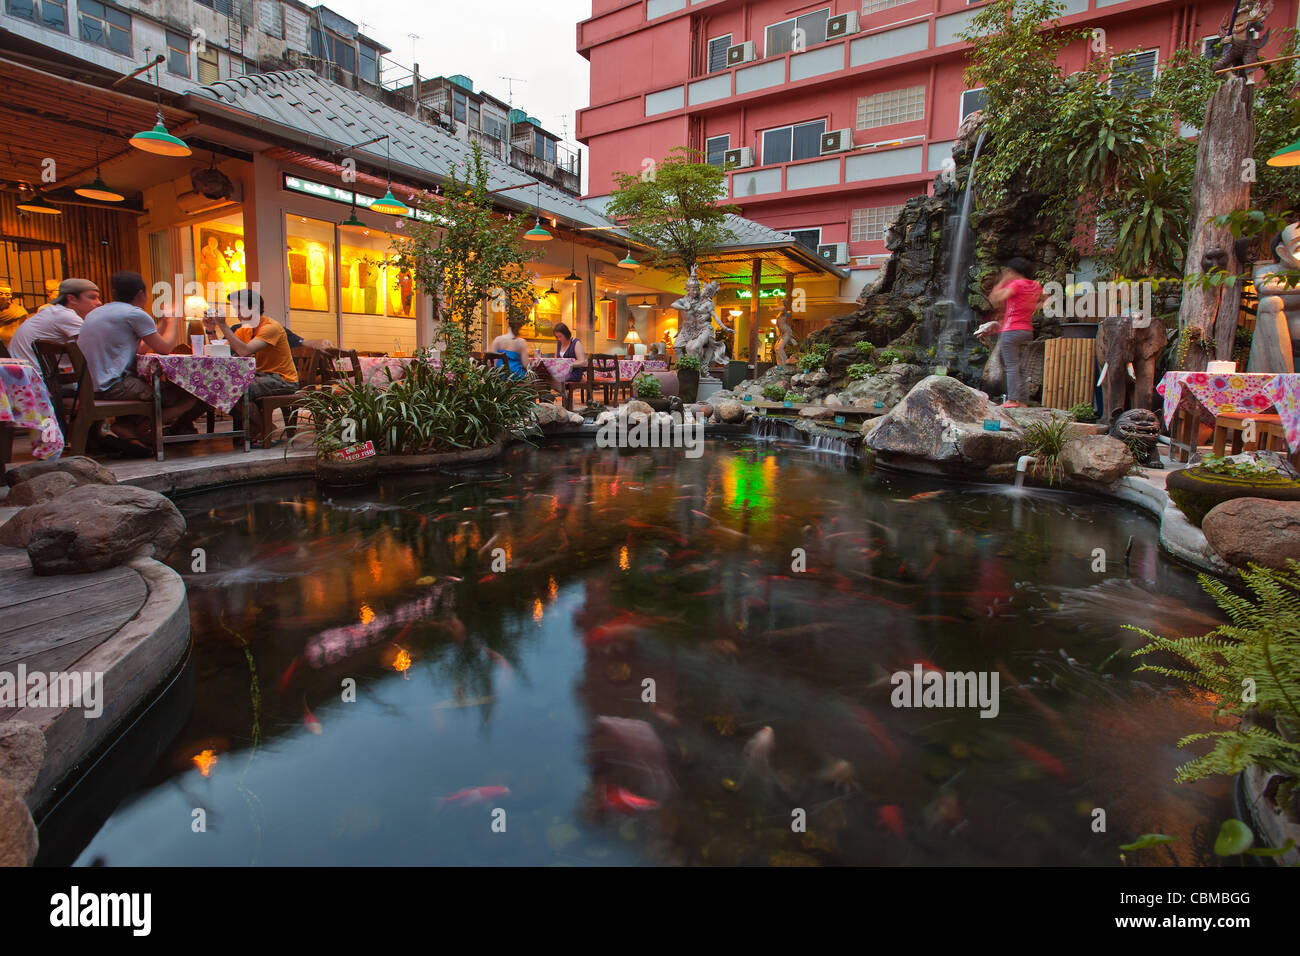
xmin=1178 ymin=76 xmax=1255 ymax=371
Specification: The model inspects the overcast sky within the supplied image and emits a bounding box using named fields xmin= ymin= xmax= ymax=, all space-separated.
xmin=326 ymin=0 xmax=593 ymax=151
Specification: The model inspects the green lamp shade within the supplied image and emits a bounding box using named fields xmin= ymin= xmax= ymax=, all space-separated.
xmin=130 ymin=122 xmax=192 ymax=157
xmin=15 ymin=197 xmax=60 ymax=215
xmin=562 ymin=270 xmax=581 ymax=283
xmin=74 ymin=176 xmax=125 ymax=202
xmin=370 ymin=189 xmax=410 ymax=215
xmin=1267 ymin=137 xmax=1300 ymax=167
xmin=524 ymin=221 xmax=552 ymax=241
xmin=618 ymin=252 xmax=639 ymax=269
xmin=342 ymin=210 xmax=365 ymax=227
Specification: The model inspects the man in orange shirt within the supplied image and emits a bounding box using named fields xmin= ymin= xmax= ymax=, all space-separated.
xmin=203 ymin=289 xmax=299 ymax=444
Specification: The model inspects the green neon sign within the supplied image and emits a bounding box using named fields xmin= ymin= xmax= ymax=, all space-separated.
xmin=283 ymin=175 xmax=439 ymax=222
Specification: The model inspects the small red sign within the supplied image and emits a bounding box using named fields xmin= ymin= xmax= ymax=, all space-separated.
xmin=329 ymin=440 xmax=376 ymax=462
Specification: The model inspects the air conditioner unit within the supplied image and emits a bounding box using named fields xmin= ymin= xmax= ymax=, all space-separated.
xmin=817 ymin=242 xmax=849 ymax=265
xmin=826 ymin=12 xmax=860 ymax=39
xmin=176 ymin=182 xmax=243 ymax=216
xmin=726 ymin=41 xmax=757 ymax=66
xmin=723 ymin=147 xmax=754 ymax=169
xmin=820 ymin=129 xmax=854 ymax=154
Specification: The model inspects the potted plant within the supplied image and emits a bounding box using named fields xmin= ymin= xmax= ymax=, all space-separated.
xmin=632 ymin=372 xmax=671 ymax=411
xmin=1166 ymin=453 xmax=1300 ymax=527
xmin=675 ymin=354 xmax=702 ymax=402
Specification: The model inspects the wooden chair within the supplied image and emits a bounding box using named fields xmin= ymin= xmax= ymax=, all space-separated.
xmin=35 ymin=340 xmax=158 ymax=456
xmin=481 ymin=351 xmax=507 ymax=369
xmin=590 ymin=353 xmax=631 ymax=405
xmin=357 ymin=350 xmax=387 ymax=357
xmin=1212 ymin=412 xmax=1285 ymax=456
xmin=256 ymin=347 xmax=323 ymax=444
xmin=562 ymin=362 xmax=597 ymax=410
xmin=323 ymin=348 xmax=363 ymax=386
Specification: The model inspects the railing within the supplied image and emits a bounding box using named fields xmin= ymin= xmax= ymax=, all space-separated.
xmin=467 ymin=126 xmax=506 ymax=160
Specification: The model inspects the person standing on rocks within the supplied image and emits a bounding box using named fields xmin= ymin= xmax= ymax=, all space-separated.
xmin=987 ymin=257 xmax=1043 ymax=408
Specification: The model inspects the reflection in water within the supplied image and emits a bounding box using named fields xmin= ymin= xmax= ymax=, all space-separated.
xmin=53 ymin=441 xmax=1233 ymax=866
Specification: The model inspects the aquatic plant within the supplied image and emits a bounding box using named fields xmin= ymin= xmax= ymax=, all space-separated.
xmin=1130 ymin=561 xmax=1300 ymax=820
xmin=1020 ymin=415 xmax=1071 ymax=485
xmin=797 ymin=343 xmax=831 ymax=372
xmin=632 ymin=373 xmax=663 ymax=399
xmin=761 ymin=383 xmax=787 ymax=402
xmin=1069 ymin=402 xmax=1097 ymax=423
xmin=1198 ymin=453 xmax=1277 ymax=479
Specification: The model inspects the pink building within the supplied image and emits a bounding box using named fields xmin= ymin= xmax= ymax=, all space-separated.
xmin=578 ymin=0 xmax=1297 ymax=327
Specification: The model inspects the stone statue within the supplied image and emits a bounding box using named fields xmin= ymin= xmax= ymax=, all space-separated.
xmin=1248 ymin=224 xmax=1300 ymax=372
xmin=672 ymin=266 xmax=730 ymax=366
xmin=1096 ymin=314 xmax=1168 ymax=424
xmin=1213 ymin=0 xmax=1272 ymax=72
xmin=1113 ymin=408 xmax=1163 ymax=469
xmin=775 ymin=300 xmax=798 ymax=365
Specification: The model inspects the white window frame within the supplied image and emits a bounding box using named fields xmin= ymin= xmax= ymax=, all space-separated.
xmin=763 ymin=7 xmax=831 ymax=58
xmin=862 ymin=0 xmax=917 ymax=14
xmin=705 ymin=134 xmax=731 ymax=167
xmin=959 ymin=87 xmax=987 ymax=124
xmin=761 ymin=119 xmax=827 ymax=166
xmin=1109 ymin=48 xmax=1159 ymax=99
xmin=707 ymin=34 xmax=733 ymax=73
xmin=786 ymin=228 xmax=823 ymax=251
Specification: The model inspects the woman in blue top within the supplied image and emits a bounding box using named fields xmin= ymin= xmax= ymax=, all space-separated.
xmin=489 ymin=318 xmax=530 ymax=380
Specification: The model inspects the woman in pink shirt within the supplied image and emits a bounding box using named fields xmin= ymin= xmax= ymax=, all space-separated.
xmin=987 ymin=257 xmax=1043 ymax=408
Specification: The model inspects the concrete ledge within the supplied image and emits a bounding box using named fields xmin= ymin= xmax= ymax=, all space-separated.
xmin=27 ymin=557 xmax=189 ymax=812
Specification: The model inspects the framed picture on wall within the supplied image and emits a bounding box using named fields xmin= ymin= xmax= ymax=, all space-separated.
xmin=605 ymin=303 xmax=617 ymax=342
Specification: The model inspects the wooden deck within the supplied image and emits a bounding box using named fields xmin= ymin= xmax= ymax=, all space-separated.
xmin=0 ymin=546 xmax=148 ymax=725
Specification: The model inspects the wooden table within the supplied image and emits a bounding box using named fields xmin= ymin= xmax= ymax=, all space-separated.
xmin=137 ymin=354 xmax=256 ymax=461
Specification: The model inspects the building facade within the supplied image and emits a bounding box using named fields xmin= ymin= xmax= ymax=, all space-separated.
xmin=577 ymin=0 xmax=1300 ymax=318
xmin=1 ymin=0 xmax=582 ymax=192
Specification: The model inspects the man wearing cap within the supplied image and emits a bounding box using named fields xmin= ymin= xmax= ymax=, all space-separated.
xmin=7 ymin=278 xmax=100 ymax=367
xmin=0 ymin=283 xmax=29 ymax=348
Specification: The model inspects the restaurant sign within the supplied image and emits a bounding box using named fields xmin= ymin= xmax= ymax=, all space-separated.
xmin=283 ymin=175 xmax=441 ymax=223
xmin=329 ymin=440 xmax=377 ymax=462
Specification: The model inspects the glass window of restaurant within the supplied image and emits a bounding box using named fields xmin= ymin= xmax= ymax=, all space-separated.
xmin=285 ymin=214 xmax=336 ymax=344
xmin=338 ymin=220 xmax=417 ymax=354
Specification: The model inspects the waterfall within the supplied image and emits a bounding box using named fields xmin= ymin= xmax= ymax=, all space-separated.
xmin=926 ymin=128 xmax=988 ymax=374
xmin=749 ymin=417 xmax=859 ymax=458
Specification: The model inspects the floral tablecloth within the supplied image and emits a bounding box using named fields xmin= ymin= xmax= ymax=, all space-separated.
xmin=619 ymin=359 xmax=667 ymax=379
xmin=137 ymin=354 xmax=256 ymax=414
xmin=535 ymin=357 xmax=576 ymax=382
xmin=353 ymin=356 xmax=420 ymax=385
xmin=0 ymin=361 xmax=63 ymax=460
xmin=1157 ymin=370 xmax=1300 ymax=451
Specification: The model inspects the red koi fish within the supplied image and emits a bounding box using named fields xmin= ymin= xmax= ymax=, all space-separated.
xmin=909 ymin=490 xmax=947 ymax=501
xmin=598 ymin=784 xmax=659 ymax=813
xmin=585 ymin=621 xmax=648 ymax=647
xmin=303 ymin=704 xmax=322 ymax=734
xmin=876 ymin=804 xmax=904 ymax=839
xmin=852 ymin=706 xmax=899 ymax=765
xmin=1013 ymin=740 xmax=1070 ymax=782
xmin=485 ymin=647 xmax=513 ymax=674
xmin=278 ymin=657 xmax=300 ymax=695
xmin=650 ymin=704 xmax=679 ymax=727
xmin=912 ymin=658 xmax=945 ymax=675
xmin=442 ymin=786 xmax=511 ymax=806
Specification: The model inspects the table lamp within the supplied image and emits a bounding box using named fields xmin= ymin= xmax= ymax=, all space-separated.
xmin=624 ymin=327 xmax=641 ymax=357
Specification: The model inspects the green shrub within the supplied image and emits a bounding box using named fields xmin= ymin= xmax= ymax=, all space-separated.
xmin=675 ymin=354 xmax=703 ymax=372
xmin=762 ymin=383 xmax=787 ymax=402
xmin=925 ymin=346 xmax=938 ymax=359
xmin=797 ymin=343 xmax=831 ymax=372
xmin=877 ymin=348 xmax=902 ymax=365
xmin=846 ymin=363 xmax=877 ymax=381
xmin=1131 ymin=561 xmax=1300 ymax=816
xmin=1199 ymin=453 xmax=1277 ymax=478
xmin=1069 ymin=402 xmax=1097 ymax=423
xmin=1021 ymin=415 xmax=1071 ymax=485
xmin=854 ymin=341 xmax=876 ymax=357
xmin=784 ymin=390 xmax=807 ymax=402
xmin=632 ymin=372 xmax=662 ymax=398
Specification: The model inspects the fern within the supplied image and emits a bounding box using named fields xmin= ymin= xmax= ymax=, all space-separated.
xmin=1129 ymin=561 xmax=1300 ymax=796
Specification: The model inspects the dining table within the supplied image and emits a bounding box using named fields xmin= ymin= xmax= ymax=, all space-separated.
xmin=1157 ymin=370 xmax=1300 ymax=460
xmin=137 ymin=353 xmax=257 ymax=460
xmin=0 ymin=359 xmax=63 ymax=469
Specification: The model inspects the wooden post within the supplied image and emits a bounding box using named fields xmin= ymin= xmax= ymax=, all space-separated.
xmin=748 ymin=258 xmax=760 ymax=377
xmin=1178 ymin=75 xmax=1255 ymax=370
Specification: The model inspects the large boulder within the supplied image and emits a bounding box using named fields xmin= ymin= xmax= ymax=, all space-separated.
xmin=3 ymin=456 xmax=117 ymax=488
xmin=531 ymin=402 xmax=583 ymax=428
xmin=0 ymin=778 xmax=37 ymax=866
xmin=1060 ymin=435 xmax=1134 ymax=485
xmin=866 ymin=375 xmax=1023 ymax=476
xmin=0 ymin=721 xmax=44 ymax=799
xmin=842 ymin=364 xmax=929 ymax=412
xmin=0 ymin=484 xmax=185 ymax=574
xmin=714 ymin=400 xmax=747 ymax=425
xmin=1202 ymin=499 xmax=1300 ymax=570
xmin=6 ymin=471 xmax=87 ymax=507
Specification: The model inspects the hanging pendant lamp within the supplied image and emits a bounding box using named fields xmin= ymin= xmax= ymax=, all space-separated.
xmin=131 ymin=63 xmax=191 ymax=157
xmin=370 ymin=136 xmax=410 ymax=215
xmin=1268 ymin=137 xmax=1300 ymax=167
xmin=618 ymin=248 xmax=639 ymax=269
xmin=562 ymin=240 xmax=581 ymax=282
xmin=16 ymin=194 xmax=60 ymax=215
xmin=523 ymin=181 xmax=552 ymax=241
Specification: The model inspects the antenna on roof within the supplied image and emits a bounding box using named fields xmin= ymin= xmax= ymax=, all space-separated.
xmin=498 ymin=75 xmax=526 ymax=168
xmin=407 ymin=33 xmax=421 ymax=65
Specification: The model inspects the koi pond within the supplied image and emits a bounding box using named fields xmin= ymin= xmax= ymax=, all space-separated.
xmin=39 ymin=439 xmax=1233 ymax=866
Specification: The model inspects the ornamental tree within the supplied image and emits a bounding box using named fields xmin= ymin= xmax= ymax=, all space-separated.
xmin=604 ymin=146 xmax=739 ymax=276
